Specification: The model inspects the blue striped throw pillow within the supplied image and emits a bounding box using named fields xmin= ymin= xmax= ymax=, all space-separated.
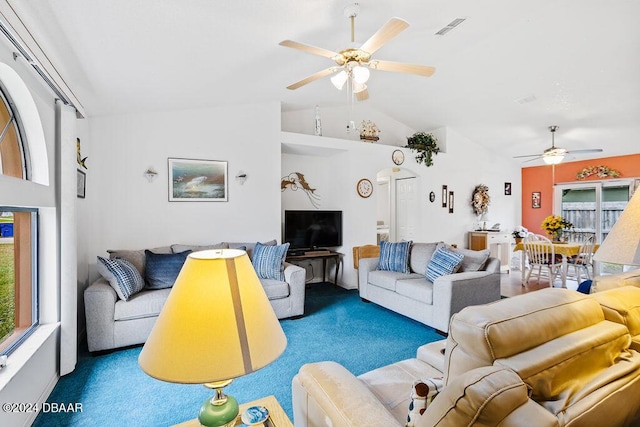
xmin=252 ymin=242 xmax=290 ymax=281
xmin=425 ymin=247 xmax=464 ymax=283
xmin=377 ymin=241 xmax=413 ymax=273
xmin=97 ymin=256 xmax=145 ymax=301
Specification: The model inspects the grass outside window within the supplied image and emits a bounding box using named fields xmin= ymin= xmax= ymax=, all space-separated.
xmin=0 ymin=242 xmax=15 ymax=343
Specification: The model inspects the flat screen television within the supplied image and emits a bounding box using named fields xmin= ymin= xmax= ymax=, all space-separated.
xmin=284 ymin=210 xmax=342 ymax=251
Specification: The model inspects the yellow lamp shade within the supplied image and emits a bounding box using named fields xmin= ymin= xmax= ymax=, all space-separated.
xmin=138 ymin=249 xmax=287 ymax=383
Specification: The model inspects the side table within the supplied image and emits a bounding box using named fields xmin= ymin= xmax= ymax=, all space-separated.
xmin=285 ymin=251 xmax=342 ymax=285
xmin=173 ymin=395 xmax=293 ymax=427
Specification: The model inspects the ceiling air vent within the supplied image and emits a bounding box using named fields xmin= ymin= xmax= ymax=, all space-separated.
xmin=435 ymin=18 xmax=466 ymax=36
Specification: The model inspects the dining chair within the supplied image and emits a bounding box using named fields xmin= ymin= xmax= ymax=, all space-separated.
xmin=523 ymin=233 xmax=563 ymax=286
xmin=566 ymin=233 xmax=596 ymax=284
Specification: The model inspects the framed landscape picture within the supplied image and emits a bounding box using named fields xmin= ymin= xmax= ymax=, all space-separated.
xmin=168 ymin=158 xmax=228 ymax=202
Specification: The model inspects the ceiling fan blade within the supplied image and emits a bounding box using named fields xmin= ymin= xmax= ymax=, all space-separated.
xmin=521 ymin=156 xmax=543 ymax=163
xmin=368 ymin=59 xmax=435 ymax=77
xmin=513 ymin=153 xmax=543 ymax=159
xmin=355 ymin=88 xmax=369 ymax=101
xmin=359 ymin=17 xmax=409 ymax=55
xmin=565 ymin=148 xmax=604 ymax=154
xmin=286 ymin=68 xmax=338 ymax=90
xmin=279 ymin=40 xmax=341 ymax=60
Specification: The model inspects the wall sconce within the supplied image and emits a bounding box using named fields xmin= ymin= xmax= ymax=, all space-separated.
xmin=144 ymin=167 xmax=158 ymax=183
xmin=235 ymin=171 xmax=247 ymax=185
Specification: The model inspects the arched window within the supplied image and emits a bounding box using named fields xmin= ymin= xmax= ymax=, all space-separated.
xmin=0 ymin=67 xmax=43 ymax=355
xmin=0 ymin=83 xmax=27 ymax=179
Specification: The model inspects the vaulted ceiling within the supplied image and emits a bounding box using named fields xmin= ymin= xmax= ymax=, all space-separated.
xmin=8 ymin=0 xmax=640 ymax=165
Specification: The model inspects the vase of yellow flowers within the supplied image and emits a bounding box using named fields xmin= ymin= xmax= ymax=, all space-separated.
xmin=541 ymin=215 xmax=573 ymax=242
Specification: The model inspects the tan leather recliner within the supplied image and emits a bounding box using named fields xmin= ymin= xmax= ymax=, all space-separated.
xmin=292 ymin=287 xmax=640 ymax=427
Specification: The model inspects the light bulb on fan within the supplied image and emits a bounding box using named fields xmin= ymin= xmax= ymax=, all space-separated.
xmin=543 ymin=154 xmax=564 ymax=165
xmin=331 ymin=70 xmax=348 ymax=90
xmin=352 ymin=66 xmax=370 ymax=84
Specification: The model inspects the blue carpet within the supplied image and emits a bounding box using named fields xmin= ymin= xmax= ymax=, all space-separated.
xmin=34 ymin=284 xmax=442 ymax=426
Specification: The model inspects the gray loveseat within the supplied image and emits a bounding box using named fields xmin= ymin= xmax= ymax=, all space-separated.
xmin=358 ymin=242 xmax=501 ymax=333
xmin=84 ymin=241 xmax=305 ymax=352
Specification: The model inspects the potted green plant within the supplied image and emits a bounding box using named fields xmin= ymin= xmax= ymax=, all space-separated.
xmin=405 ymin=132 xmax=439 ymax=167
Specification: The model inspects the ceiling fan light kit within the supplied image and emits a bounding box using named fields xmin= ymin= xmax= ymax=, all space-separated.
xmin=542 ymin=152 xmax=564 ymax=165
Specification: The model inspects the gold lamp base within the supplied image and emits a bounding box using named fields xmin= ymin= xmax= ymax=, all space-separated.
xmin=198 ymin=380 xmax=239 ymax=427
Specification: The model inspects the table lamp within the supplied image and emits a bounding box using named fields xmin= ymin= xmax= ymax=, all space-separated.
xmin=593 ymin=189 xmax=640 ymax=266
xmin=138 ymin=249 xmax=287 ymax=427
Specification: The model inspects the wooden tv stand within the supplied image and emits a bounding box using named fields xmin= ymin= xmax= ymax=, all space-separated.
xmin=285 ymin=251 xmax=342 ymax=285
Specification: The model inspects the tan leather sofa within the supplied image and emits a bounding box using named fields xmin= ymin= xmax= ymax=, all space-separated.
xmin=292 ymin=287 xmax=640 ymax=426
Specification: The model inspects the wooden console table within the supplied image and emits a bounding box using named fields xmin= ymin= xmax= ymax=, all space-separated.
xmin=286 ymin=251 xmax=342 ymax=285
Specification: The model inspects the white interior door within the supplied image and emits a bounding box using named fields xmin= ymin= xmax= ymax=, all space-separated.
xmin=396 ymin=177 xmax=418 ymax=241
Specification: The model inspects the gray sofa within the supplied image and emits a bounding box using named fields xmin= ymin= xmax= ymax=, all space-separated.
xmin=84 ymin=241 xmax=306 ymax=352
xmin=358 ymin=242 xmax=501 ymax=333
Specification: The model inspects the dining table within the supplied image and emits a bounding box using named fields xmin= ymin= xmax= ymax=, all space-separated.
xmin=513 ymin=241 xmax=599 ymax=287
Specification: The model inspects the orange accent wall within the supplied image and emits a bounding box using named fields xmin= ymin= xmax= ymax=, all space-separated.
xmin=522 ymin=154 xmax=640 ymax=234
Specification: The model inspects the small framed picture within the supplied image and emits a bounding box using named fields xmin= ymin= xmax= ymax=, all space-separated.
xmin=448 ymin=191 xmax=454 ymax=213
xmin=442 ymin=185 xmax=448 ymax=208
xmin=168 ymin=158 xmax=228 ymax=202
xmin=532 ymin=191 xmax=541 ymax=209
xmin=76 ymin=169 xmax=86 ymax=199
xmin=504 ymin=182 xmax=511 ymax=195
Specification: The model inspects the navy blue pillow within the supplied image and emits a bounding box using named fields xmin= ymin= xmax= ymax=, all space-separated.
xmin=144 ymin=249 xmax=191 ymax=289
xmin=576 ymin=279 xmax=593 ymax=294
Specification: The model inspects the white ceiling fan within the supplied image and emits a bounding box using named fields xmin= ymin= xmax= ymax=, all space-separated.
xmin=514 ymin=125 xmax=604 ymax=165
xmin=279 ymin=3 xmax=435 ymax=101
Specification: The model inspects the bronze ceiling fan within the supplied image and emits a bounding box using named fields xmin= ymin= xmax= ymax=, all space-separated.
xmin=279 ymin=3 xmax=435 ymax=100
xmin=514 ymin=125 xmax=604 ymax=165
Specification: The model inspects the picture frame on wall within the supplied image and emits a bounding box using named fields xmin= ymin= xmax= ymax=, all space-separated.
xmin=532 ymin=191 xmax=541 ymax=209
xmin=168 ymin=158 xmax=228 ymax=202
xmin=76 ymin=169 xmax=86 ymax=199
xmin=442 ymin=185 xmax=448 ymax=208
xmin=504 ymin=182 xmax=511 ymax=195
xmin=448 ymin=191 xmax=454 ymax=213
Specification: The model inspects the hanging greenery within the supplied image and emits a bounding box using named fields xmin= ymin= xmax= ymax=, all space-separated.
xmin=405 ymin=132 xmax=439 ymax=167
xmin=471 ymin=184 xmax=490 ymax=215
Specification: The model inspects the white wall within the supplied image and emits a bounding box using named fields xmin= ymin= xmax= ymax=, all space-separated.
xmin=282 ymin=104 xmax=414 ymax=147
xmin=79 ymin=102 xmax=282 ymax=286
xmin=280 ymin=127 xmax=521 ymax=289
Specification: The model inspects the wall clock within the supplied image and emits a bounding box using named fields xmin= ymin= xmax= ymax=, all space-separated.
xmin=392 ymin=149 xmax=404 ymax=165
xmin=356 ymin=178 xmax=373 ymax=198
